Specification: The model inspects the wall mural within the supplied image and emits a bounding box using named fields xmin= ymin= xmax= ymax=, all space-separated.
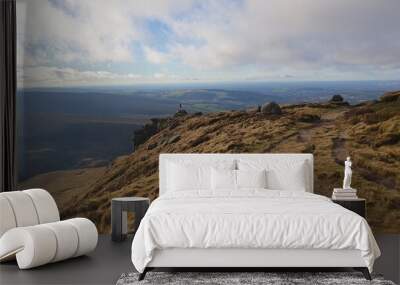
xmin=16 ymin=0 xmax=400 ymax=234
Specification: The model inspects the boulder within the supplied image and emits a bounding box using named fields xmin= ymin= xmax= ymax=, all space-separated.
xmin=330 ymin=94 xmax=344 ymax=102
xmin=261 ymin=102 xmax=282 ymax=115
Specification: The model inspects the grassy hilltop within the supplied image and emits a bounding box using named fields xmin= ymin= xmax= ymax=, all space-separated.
xmin=21 ymin=91 xmax=400 ymax=234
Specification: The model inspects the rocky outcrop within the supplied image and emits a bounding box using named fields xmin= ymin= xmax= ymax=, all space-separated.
xmin=174 ymin=109 xmax=188 ymax=117
xmin=328 ymin=94 xmax=349 ymax=106
xmin=380 ymin=91 xmax=400 ymax=102
xmin=261 ymin=102 xmax=282 ymax=115
xmin=133 ymin=106 xmax=188 ymax=149
xmin=330 ymin=94 xmax=344 ymax=102
xmin=133 ymin=118 xmax=171 ymax=150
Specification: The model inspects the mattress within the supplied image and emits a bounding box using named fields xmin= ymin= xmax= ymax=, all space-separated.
xmin=131 ymin=190 xmax=380 ymax=273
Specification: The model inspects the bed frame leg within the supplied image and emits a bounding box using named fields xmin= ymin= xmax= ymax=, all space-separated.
xmin=138 ymin=268 xmax=148 ymax=281
xmin=354 ymin=267 xmax=371 ymax=280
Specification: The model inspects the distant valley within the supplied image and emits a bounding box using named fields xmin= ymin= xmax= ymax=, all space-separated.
xmin=17 ymin=80 xmax=400 ymax=181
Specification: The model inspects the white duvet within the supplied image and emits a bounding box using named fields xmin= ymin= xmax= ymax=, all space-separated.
xmin=131 ymin=190 xmax=380 ymax=273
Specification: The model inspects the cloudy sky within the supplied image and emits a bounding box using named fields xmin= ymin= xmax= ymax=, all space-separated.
xmin=17 ymin=0 xmax=400 ymax=87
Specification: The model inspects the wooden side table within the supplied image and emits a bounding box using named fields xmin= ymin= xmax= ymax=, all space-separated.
xmin=332 ymin=198 xmax=366 ymax=218
xmin=111 ymin=197 xmax=150 ymax=242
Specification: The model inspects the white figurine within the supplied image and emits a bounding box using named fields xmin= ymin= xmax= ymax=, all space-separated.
xmin=343 ymin=156 xmax=352 ymax=189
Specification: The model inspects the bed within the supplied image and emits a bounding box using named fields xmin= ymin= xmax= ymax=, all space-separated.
xmin=131 ymin=153 xmax=380 ymax=280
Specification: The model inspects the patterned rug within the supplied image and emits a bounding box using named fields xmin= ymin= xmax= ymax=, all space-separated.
xmin=116 ymin=271 xmax=395 ymax=285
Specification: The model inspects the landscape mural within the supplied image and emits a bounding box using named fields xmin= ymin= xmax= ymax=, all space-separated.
xmin=16 ymin=0 xmax=400 ymax=233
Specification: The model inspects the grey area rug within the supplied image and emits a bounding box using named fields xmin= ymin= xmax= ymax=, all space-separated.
xmin=116 ymin=272 xmax=395 ymax=285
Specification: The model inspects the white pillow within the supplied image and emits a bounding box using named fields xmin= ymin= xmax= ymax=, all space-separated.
xmin=167 ymin=162 xmax=210 ymax=191
xmin=211 ymin=168 xmax=268 ymax=191
xmin=238 ymin=159 xmax=308 ymax=191
xmin=236 ymin=169 xmax=267 ymax=189
xmin=211 ymin=168 xmax=236 ymax=191
xmin=167 ymin=160 xmax=236 ymax=192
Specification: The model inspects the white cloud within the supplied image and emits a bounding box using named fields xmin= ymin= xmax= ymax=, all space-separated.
xmin=143 ymin=46 xmax=169 ymax=64
xmin=20 ymin=66 xmax=142 ymax=86
xmin=19 ymin=66 xmax=188 ymax=87
xmin=164 ymin=0 xmax=400 ymax=73
xmin=17 ymin=0 xmax=400 ymax=86
xmin=21 ymin=0 xmax=134 ymax=64
xmin=18 ymin=0 xmax=194 ymax=65
xmin=153 ymin=72 xmax=165 ymax=79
